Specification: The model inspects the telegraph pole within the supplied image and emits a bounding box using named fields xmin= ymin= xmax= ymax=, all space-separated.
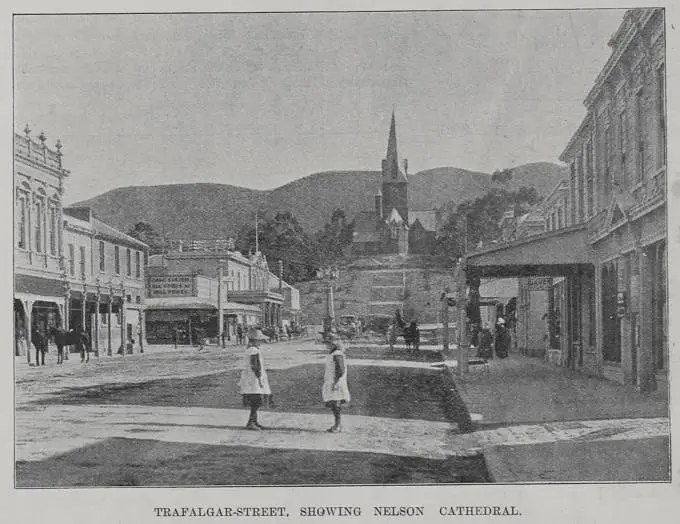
xmin=218 ymin=261 xmax=224 ymax=348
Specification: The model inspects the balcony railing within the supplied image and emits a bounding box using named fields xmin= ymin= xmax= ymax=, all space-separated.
xmin=14 ymin=134 xmax=63 ymax=171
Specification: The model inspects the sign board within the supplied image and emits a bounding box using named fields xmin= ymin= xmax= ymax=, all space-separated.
xmin=527 ymin=277 xmax=553 ymax=291
xmin=616 ymin=291 xmax=626 ymax=318
xmin=147 ymin=275 xmax=195 ymax=297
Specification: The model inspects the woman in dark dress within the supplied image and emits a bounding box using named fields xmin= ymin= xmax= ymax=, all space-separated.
xmin=494 ymin=318 xmax=511 ymax=359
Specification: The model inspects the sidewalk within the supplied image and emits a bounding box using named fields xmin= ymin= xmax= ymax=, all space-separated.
xmin=447 ymin=352 xmax=670 ymax=482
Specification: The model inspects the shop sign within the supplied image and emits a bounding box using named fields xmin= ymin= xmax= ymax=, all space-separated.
xmin=527 ymin=277 xmax=553 ymax=291
xmin=616 ymin=291 xmax=627 ymax=318
xmin=147 ymin=276 xmax=195 ymax=297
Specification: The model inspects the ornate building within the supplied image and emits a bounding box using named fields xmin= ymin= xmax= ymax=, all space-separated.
xmin=463 ymin=8 xmax=666 ymax=392
xmin=14 ymin=126 xmax=149 ymax=360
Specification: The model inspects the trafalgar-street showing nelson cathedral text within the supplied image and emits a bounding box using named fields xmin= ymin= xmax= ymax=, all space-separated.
xmin=13 ymin=9 xmax=669 ymax=486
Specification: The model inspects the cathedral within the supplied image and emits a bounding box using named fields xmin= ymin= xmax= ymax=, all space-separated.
xmin=350 ymin=111 xmax=438 ymax=256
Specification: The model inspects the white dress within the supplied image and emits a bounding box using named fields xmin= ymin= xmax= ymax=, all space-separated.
xmin=239 ymin=344 xmax=271 ymax=395
xmin=322 ymin=347 xmax=351 ymax=403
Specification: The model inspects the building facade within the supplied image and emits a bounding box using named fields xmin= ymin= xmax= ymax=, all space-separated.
xmin=14 ymin=127 xmax=68 ymax=359
xmin=560 ymin=7 xmax=666 ymax=389
xmin=62 ymin=207 xmax=147 ymax=354
xmin=465 ymin=8 xmax=666 ymax=392
xmin=14 ymin=127 xmax=149 ymax=358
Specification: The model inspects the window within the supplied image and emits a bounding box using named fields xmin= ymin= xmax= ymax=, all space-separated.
xmin=99 ymin=241 xmax=105 ymax=272
xmin=68 ymin=244 xmax=75 ymax=276
xmin=636 ymin=89 xmax=645 ymax=183
xmin=585 ymin=138 xmax=594 ymax=218
xmin=17 ymin=195 xmax=26 ymax=249
xmin=34 ymin=200 xmax=43 ymax=253
xmin=618 ymin=110 xmax=627 ymax=187
xmin=114 ymin=246 xmax=120 ymax=274
xmin=569 ymin=162 xmax=576 ymax=224
xmin=126 ymin=248 xmax=131 ymax=276
xmin=577 ymin=154 xmax=585 ymax=222
xmin=603 ymin=125 xmax=613 ymax=201
xmin=126 ymin=294 xmax=132 ymax=303
xmin=79 ymin=246 xmax=86 ymax=278
xmin=657 ymin=65 xmax=666 ymax=168
xmin=135 ymin=295 xmax=141 ymax=304
xmin=48 ymin=206 xmax=57 ymax=255
xmin=557 ymin=207 xmax=563 ymax=229
xmin=135 ymin=251 xmax=141 ymax=278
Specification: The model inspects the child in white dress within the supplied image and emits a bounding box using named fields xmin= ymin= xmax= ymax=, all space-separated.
xmin=239 ymin=328 xmax=272 ymax=430
xmin=322 ymin=331 xmax=350 ymax=433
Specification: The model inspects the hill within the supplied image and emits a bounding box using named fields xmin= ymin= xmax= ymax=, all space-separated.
xmin=74 ymin=162 xmax=567 ymax=239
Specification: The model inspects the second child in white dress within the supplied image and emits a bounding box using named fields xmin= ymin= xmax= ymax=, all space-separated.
xmin=322 ymin=331 xmax=351 ymax=433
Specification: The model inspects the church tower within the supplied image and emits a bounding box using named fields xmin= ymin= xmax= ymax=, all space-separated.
xmin=380 ymin=110 xmax=408 ymax=224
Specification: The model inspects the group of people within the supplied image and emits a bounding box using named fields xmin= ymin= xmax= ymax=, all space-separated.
xmin=239 ymin=326 xmax=350 ymax=433
xmin=387 ymin=319 xmax=421 ymax=352
xmin=476 ymin=317 xmax=512 ymax=360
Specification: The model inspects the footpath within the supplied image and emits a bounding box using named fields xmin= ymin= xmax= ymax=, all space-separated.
xmin=445 ymin=351 xmax=670 ymax=482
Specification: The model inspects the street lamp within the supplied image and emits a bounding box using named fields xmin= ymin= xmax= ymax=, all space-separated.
xmin=316 ymin=266 xmax=339 ymax=343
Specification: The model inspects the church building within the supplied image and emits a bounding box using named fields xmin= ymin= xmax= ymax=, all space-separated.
xmin=350 ymin=111 xmax=438 ymax=256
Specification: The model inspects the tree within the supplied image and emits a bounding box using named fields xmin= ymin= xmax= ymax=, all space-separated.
xmin=434 ymin=186 xmax=542 ymax=259
xmin=315 ymin=208 xmax=354 ymax=266
xmin=492 ymin=168 xmax=514 ymax=184
xmin=127 ymin=222 xmax=163 ymax=254
xmin=236 ymin=211 xmax=317 ymax=284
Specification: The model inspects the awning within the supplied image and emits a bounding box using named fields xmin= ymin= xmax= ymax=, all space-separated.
xmin=466 ymin=225 xmax=594 ymax=278
xmin=223 ymin=301 xmax=262 ymax=314
xmin=15 ymin=274 xmax=65 ymax=299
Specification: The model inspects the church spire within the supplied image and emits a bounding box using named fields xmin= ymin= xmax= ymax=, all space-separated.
xmin=386 ymin=108 xmax=398 ymax=169
xmin=382 ymin=109 xmax=407 ymax=182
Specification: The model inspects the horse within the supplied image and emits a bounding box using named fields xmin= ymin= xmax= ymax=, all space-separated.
xmin=49 ymin=327 xmax=90 ymax=364
xmin=403 ymin=322 xmax=420 ymax=353
xmin=30 ymin=330 xmax=49 ymax=366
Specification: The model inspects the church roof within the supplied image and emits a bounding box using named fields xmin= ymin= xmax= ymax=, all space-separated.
xmin=386 ymin=207 xmax=405 ymax=225
xmin=408 ymin=210 xmax=437 ymax=231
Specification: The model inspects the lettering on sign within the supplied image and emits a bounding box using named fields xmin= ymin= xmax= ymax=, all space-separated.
xmin=148 ymin=276 xmax=195 ymax=297
xmin=527 ymin=276 xmax=553 ymax=291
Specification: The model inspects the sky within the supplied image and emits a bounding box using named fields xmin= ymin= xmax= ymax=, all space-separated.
xmin=14 ymin=10 xmax=626 ymax=204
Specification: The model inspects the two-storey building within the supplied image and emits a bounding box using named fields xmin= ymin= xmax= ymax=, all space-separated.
xmin=462 ymin=8 xmax=666 ymax=392
xmin=63 ymin=207 xmax=147 ymax=354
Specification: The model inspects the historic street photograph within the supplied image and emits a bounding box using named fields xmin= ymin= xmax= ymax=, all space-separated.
xmin=12 ymin=8 xmax=669 ymax=488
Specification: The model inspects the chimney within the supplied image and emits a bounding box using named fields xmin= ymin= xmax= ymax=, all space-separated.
xmin=375 ymin=189 xmax=383 ymax=219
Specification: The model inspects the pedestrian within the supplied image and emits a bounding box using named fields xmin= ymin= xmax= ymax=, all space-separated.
xmin=387 ymin=323 xmax=396 ymax=351
xmin=494 ymin=318 xmax=511 ymax=359
xmin=322 ymin=330 xmax=351 ymax=433
xmin=236 ymin=324 xmax=243 ymax=345
xmin=239 ymin=327 xmax=273 ymax=430
xmin=478 ymin=323 xmax=493 ymax=359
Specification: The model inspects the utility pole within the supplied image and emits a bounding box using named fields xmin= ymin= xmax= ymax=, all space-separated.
xmin=442 ymin=287 xmax=450 ymax=351
xmin=457 ymin=257 xmax=469 ymax=376
xmin=255 ymin=212 xmax=259 ymax=253
xmin=218 ymin=261 xmax=224 ymax=348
